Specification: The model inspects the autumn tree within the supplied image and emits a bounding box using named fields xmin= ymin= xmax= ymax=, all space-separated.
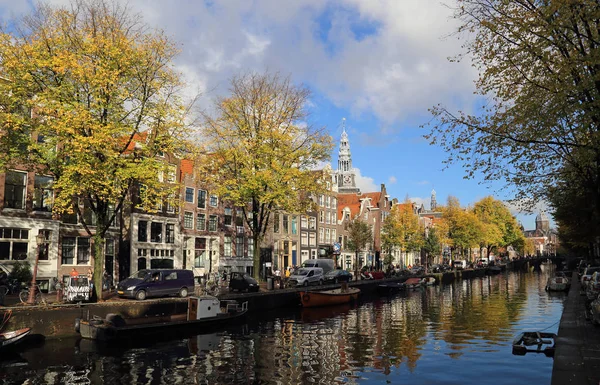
xmin=0 ymin=0 xmax=194 ymax=299
xmin=347 ymin=219 xmax=373 ymax=280
xmin=381 ymin=201 xmax=424 ymax=268
xmin=442 ymin=197 xmax=483 ymax=260
xmin=200 ymin=72 xmax=333 ymax=279
xmin=423 ymin=227 xmax=442 ymax=266
xmin=425 ymin=0 xmax=600 ymax=245
xmin=471 ymin=196 xmax=523 ymax=258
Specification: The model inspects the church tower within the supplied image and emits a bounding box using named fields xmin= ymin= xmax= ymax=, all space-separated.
xmin=336 ymin=118 xmax=360 ymax=194
xmin=535 ymin=212 xmax=550 ymax=233
xmin=430 ymin=189 xmax=437 ymax=210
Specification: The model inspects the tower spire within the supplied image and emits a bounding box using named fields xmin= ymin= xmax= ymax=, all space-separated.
xmin=336 ymin=118 xmax=360 ymax=194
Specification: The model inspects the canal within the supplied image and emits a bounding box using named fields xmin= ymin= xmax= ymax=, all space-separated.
xmin=1 ymin=267 xmax=565 ymax=384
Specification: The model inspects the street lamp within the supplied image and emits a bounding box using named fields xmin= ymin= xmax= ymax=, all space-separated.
xmin=28 ymin=233 xmax=45 ymax=305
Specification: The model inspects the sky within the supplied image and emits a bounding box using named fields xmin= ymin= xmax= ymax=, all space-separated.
xmin=0 ymin=0 xmax=549 ymax=230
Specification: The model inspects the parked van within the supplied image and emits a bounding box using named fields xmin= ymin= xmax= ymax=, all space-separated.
xmin=452 ymin=260 xmax=467 ymax=270
xmin=288 ymin=267 xmax=324 ymax=287
xmin=116 ymin=269 xmax=195 ymax=300
xmin=302 ymin=259 xmax=335 ymax=274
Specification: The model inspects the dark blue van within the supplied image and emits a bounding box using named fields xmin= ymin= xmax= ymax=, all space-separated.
xmin=116 ymin=269 xmax=195 ymax=300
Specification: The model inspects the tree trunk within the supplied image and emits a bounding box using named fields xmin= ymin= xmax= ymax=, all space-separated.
xmin=252 ymin=235 xmax=261 ymax=281
xmin=93 ymin=234 xmax=105 ymax=301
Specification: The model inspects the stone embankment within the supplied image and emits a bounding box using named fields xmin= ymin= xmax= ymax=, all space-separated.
xmin=1 ymin=265 xmax=505 ymax=339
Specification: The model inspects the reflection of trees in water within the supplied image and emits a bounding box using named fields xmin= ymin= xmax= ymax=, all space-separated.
xmin=4 ymin=271 xmax=559 ymax=384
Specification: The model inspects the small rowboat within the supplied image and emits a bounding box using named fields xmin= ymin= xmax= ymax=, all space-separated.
xmin=512 ymin=331 xmax=556 ymax=357
xmin=300 ymin=287 xmax=360 ymax=308
xmin=377 ymin=282 xmax=406 ymax=295
xmin=404 ymin=278 xmax=422 ymax=290
xmin=0 ymin=328 xmax=31 ymax=349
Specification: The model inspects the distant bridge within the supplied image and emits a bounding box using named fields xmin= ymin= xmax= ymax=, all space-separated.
xmin=508 ymin=256 xmax=567 ymax=271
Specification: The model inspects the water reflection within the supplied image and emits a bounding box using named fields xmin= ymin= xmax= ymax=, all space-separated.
xmin=1 ymin=268 xmax=565 ymax=385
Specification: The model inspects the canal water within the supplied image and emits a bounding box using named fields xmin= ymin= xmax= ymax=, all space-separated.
xmin=1 ymin=267 xmax=565 ymax=385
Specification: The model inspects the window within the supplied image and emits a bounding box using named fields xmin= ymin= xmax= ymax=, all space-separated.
xmin=291 ymin=216 xmax=297 ymax=235
xmin=236 ymin=236 xmax=244 ymax=257
xmin=194 ymin=237 xmax=206 ymax=268
xmin=247 ymin=240 xmax=254 ymax=258
xmin=167 ymin=165 xmax=177 ymax=183
xmin=208 ymin=215 xmax=217 ymax=232
xmin=82 ymin=200 xmax=96 ymax=226
xmin=309 ymin=217 xmax=316 ymax=230
xmin=197 ymin=189 xmax=206 ymax=209
xmin=209 ymin=194 xmax=218 ymax=207
xmin=166 ymin=193 xmax=176 ymax=213
xmin=326 ymin=211 xmax=330 ymax=224
xmin=332 ymin=229 xmax=336 ymax=245
xmin=61 ymin=237 xmax=75 ymax=264
xmin=224 ymin=236 xmax=232 ymax=257
xmin=301 ymin=232 xmax=308 ymax=246
xmin=36 ymin=231 xmax=50 ymax=261
xmin=319 ymin=228 xmax=324 ymax=243
xmin=4 ymin=171 xmax=26 ymax=209
xmin=332 ymin=197 xmax=337 ymax=209
xmin=224 ymin=208 xmax=232 ymax=226
xmin=166 ymin=224 xmax=175 ymax=244
xmin=185 ymin=187 xmax=194 ymax=203
xmin=319 ymin=195 xmax=324 ymax=206
xmin=236 ymin=209 xmax=244 ymax=227
xmin=33 ymin=175 xmax=53 ymax=211
xmin=325 ymin=196 xmax=330 ymax=208
xmin=197 ymin=213 xmax=206 ymax=231
xmin=138 ymin=221 xmax=147 ymax=242
xmin=184 ymin=212 xmax=194 ymax=229
xmin=309 ymin=233 xmax=316 ymax=247
xmin=283 ymin=215 xmax=289 ymax=234
xmin=326 ymin=228 xmax=330 ymax=243
xmin=77 ymin=238 xmax=91 ymax=264
xmin=273 ymin=213 xmax=280 ymax=233
xmin=0 ymin=228 xmax=29 ymax=261
xmin=165 ymin=272 xmax=177 ymax=280
xmin=301 ymin=216 xmax=307 ymax=229
xmin=151 ymin=222 xmax=162 ymax=243
xmin=319 ymin=211 xmax=324 ymax=223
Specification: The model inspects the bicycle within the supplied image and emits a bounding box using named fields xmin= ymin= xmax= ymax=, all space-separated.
xmin=0 ymin=279 xmax=21 ymax=296
xmin=19 ymin=284 xmax=47 ymax=305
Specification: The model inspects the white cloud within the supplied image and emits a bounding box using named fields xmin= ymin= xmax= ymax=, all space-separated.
xmin=388 ymin=176 xmax=397 ymax=184
xmin=354 ymin=167 xmax=378 ymax=192
xmin=410 ymin=196 xmax=431 ymax=209
xmin=0 ymin=0 xmax=477 ymax=132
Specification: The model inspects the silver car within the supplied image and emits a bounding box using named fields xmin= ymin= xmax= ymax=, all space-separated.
xmin=288 ymin=267 xmax=324 ymax=287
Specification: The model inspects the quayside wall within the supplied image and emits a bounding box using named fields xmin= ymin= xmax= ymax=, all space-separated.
xmin=1 ymin=265 xmax=502 ymax=339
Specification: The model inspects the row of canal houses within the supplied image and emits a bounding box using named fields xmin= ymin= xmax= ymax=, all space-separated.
xmin=0 ymin=123 xmax=434 ymax=291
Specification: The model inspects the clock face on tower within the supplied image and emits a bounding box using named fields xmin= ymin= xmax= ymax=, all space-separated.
xmin=343 ymin=175 xmax=351 ymax=184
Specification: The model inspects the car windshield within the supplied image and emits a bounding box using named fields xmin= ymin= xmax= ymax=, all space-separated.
xmin=295 ymin=269 xmax=309 ymax=276
xmin=130 ymin=270 xmax=150 ymax=280
xmin=326 ymin=270 xmax=340 ymax=276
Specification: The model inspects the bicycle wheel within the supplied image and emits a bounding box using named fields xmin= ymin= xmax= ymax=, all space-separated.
xmin=0 ymin=285 xmax=8 ymax=296
xmin=19 ymin=289 xmax=29 ymax=303
xmin=35 ymin=291 xmax=45 ymax=305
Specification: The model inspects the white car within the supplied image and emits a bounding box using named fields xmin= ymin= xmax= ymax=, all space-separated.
xmin=581 ymin=266 xmax=600 ymax=291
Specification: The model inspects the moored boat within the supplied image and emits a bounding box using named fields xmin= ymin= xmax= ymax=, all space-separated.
xmin=420 ymin=276 xmax=436 ymax=286
xmin=512 ymin=331 xmax=556 ymax=357
xmin=404 ymin=277 xmax=422 ymax=290
xmin=0 ymin=328 xmax=31 ymax=350
xmin=299 ymin=286 xmax=360 ymax=308
xmin=545 ymin=272 xmax=570 ymax=292
xmin=377 ymin=282 xmax=406 ymax=295
xmin=76 ymin=296 xmax=248 ymax=342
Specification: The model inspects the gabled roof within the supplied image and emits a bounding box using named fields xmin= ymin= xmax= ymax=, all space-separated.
xmin=337 ymin=191 xmax=385 ymax=221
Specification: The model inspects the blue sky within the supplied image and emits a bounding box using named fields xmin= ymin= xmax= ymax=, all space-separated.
xmin=0 ymin=0 xmax=547 ymax=230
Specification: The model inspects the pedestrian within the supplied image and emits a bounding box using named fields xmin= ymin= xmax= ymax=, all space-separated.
xmin=87 ymin=268 xmax=94 ymax=293
xmin=70 ymin=267 xmax=79 ymax=277
xmin=102 ymin=270 xmax=109 ymax=290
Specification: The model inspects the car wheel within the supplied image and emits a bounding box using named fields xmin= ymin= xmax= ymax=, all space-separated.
xmin=303 ymin=281 xmax=309 ymax=287
xmin=179 ymin=287 xmax=189 ymax=298
xmin=135 ymin=290 xmax=147 ymax=301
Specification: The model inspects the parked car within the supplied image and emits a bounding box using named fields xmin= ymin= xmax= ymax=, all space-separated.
xmin=410 ymin=266 xmax=425 ymax=275
xmin=578 ymin=260 xmax=589 ymax=280
xmin=323 ymin=269 xmax=353 ymax=284
xmin=116 ymin=269 xmax=195 ymax=300
xmin=586 ymin=271 xmax=600 ymax=300
xmin=452 ymin=260 xmax=467 ymax=270
xmin=581 ymin=266 xmax=600 ymax=291
xmin=301 ymin=259 xmax=335 ymax=274
xmin=288 ymin=267 xmax=324 ymax=287
xmin=229 ymin=272 xmax=259 ymax=292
